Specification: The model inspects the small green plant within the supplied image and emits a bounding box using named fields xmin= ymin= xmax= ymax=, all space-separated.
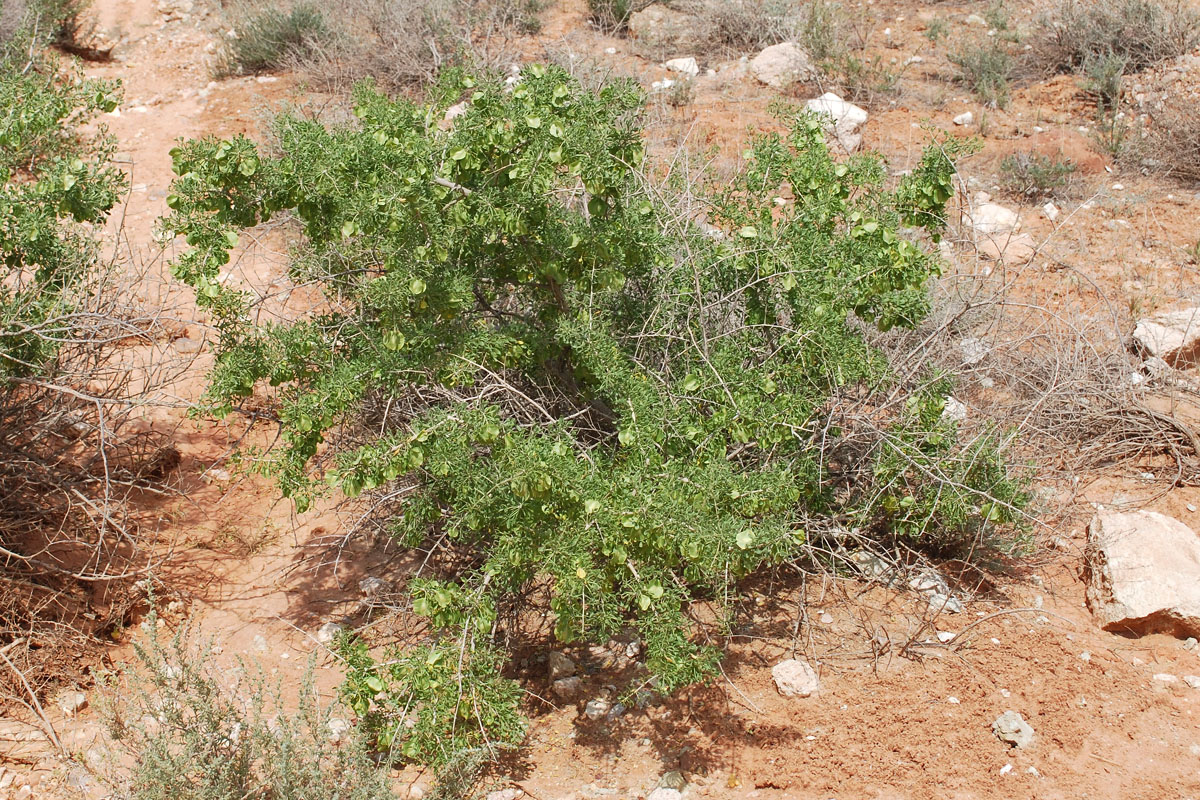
xmin=1082 ymin=51 xmax=1126 ymax=112
xmin=98 ymin=614 xmax=393 ymax=800
xmin=924 ymin=18 xmax=949 ymax=44
xmin=800 ymin=0 xmax=900 ymax=103
xmin=339 ymin=634 xmax=525 ymax=765
xmin=950 ymin=38 xmax=1013 ymax=108
xmin=1092 ymin=109 xmax=1139 ymax=160
xmin=221 ymin=2 xmax=327 ymax=74
xmin=163 ymin=65 xmax=1026 ymax=764
xmin=665 ymin=77 xmax=694 ymax=107
xmin=586 ymin=0 xmax=635 ymax=32
xmin=999 ymin=151 xmax=1078 ymax=198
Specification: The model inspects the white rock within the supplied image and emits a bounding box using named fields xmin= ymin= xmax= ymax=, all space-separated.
xmin=1132 ymin=308 xmax=1200 ymax=367
xmin=929 ymin=593 xmax=963 ymax=614
xmin=947 ymin=695 xmax=960 ymax=704
xmin=968 ymin=202 xmax=1019 ymax=235
xmin=942 ymin=395 xmax=967 ymax=423
xmin=1153 ymin=673 xmax=1178 ymax=683
xmin=960 ymin=337 xmax=989 ymax=366
xmin=1085 ymin=510 xmax=1200 ymax=637
xmin=992 ymin=710 xmax=1035 ymax=748
xmin=1042 ymin=201 xmax=1060 ymax=222
xmin=486 ymin=789 xmax=524 ymax=800
xmin=953 ymin=111 xmax=974 ymax=126
xmin=999 ymin=763 xmax=1013 ymax=775
xmin=316 ymin=622 xmax=343 ymax=644
xmin=647 ymin=790 xmax=682 ymax=800
xmin=937 ymin=631 xmax=956 ymax=643
xmin=1183 ymin=675 xmax=1200 ymax=688
xmin=977 ymin=230 xmax=1036 ymax=264
xmin=805 ymin=92 xmax=869 ymax=152
xmin=548 ymin=651 xmax=576 ymax=680
xmin=966 ymin=14 xmax=987 ymax=24
xmin=751 ymin=42 xmax=817 ymax=88
xmin=584 ymin=697 xmax=611 ymax=720
xmin=664 ymin=57 xmax=700 ymax=77
xmin=408 ymin=785 xmax=428 ymax=799
xmin=58 ymin=691 xmax=87 ymax=715
xmin=628 ymin=4 xmax=692 ymax=50
xmin=327 ymin=717 xmax=351 ymax=743
xmin=772 ymin=658 xmax=820 ymax=697
xmin=552 ymin=676 xmax=582 ymax=699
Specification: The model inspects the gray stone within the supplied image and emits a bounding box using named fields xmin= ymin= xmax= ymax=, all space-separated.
xmin=772 ymin=658 xmax=820 ymax=697
xmin=1084 ymin=510 xmax=1200 ymax=637
xmin=751 ymin=43 xmax=817 ymax=88
xmin=1132 ymin=307 xmax=1200 ymax=366
xmin=658 ymin=770 xmax=687 ymax=791
xmin=548 ymin=651 xmax=576 ymax=680
xmin=57 ymin=691 xmax=87 ymax=715
xmin=992 ymin=710 xmax=1034 ymax=748
xmin=315 ymin=622 xmax=343 ymax=644
xmin=584 ymin=697 xmax=611 ymax=720
xmin=552 ymin=676 xmax=582 ymax=699
xmin=968 ymin=202 xmax=1019 ymax=235
xmin=485 ymin=790 xmax=524 ymax=800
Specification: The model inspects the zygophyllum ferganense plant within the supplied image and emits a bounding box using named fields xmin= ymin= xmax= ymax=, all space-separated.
xmin=162 ymin=64 xmax=1027 ymax=764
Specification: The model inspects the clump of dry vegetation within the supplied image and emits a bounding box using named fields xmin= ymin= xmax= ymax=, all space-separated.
xmin=222 ymin=0 xmax=547 ymax=91
xmin=1031 ymin=0 xmax=1200 ymax=74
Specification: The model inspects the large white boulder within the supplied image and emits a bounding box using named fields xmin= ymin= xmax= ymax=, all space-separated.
xmin=751 ymin=42 xmax=817 ymax=88
xmin=805 ymin=92 xmax=868 ymax=151
xmin=1132 ymin=307 xmax=1200 ymax=367
xmin=1085 ymin=510 xmax=1200 ymax=637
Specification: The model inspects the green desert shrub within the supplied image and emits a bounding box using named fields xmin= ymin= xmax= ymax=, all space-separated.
xmin=162 ymin=65 xmax=1027 ymax=763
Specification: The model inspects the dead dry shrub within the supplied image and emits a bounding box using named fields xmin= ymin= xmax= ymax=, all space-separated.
xmin=689 ymin=0 xmax=801 ymax=55
xmin=96 ymin=614 xmax=393 ymax=800
xmin=291 ymin=0 xmax=545 ymax=93
xmin=1144 ymin=101 xmax=1200 ymax=183
xmin=1030 ymin=0 xmax=1200 ymax=74
xmin=896 ymin=218 xmax=1200 ymax=490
